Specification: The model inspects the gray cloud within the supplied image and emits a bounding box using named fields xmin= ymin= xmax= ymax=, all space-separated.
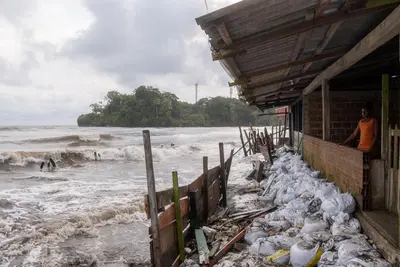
xmin=61 ymin=0 xmax=225 ymax=88
xmin=0 ymin=0 xmax=38 ymax=25
xmin=0 ymin=0 xmax=235 ymax=125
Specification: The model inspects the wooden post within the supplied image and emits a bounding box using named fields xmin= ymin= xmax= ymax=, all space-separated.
xmin=250 ymin=126 xmax=257 ymax=153
xmin=322 ymin=79 xmax=331 ymax=141
xmin=203 ymin=156 xmax=209 ymax=219
xmin=172 ymin=171 xmax=185 ymax=262
xmin=382 ymin=74 xmax=389 ymax=160
xmin=189 ymin=191 xmax=199 ymax=229
xmin=283 ymin=112 xmax=288 ymax=143
xmin=143 ymin=130 xmax=162 ymax=267
xmin=277 ymin=120 xmax=282 ymax=146
xmin=238 ymin=126 xmax=248 ymax=156
xmin=243 ymin=130 xmax=252 ymax=155
xmin=289 ymin=110 xmax=293 ymax=147
xmin=226 ymin=149 xmax=234 ymax=182
xmin=264 ymin=127 xmax=268 ymax=144
xmin=394 ymin=125 xmax=399 ymax=170
xmin=271 ymin=125 xmax=274 ymax=145
xmin=219 ymin=142 xmax=227 ymax=207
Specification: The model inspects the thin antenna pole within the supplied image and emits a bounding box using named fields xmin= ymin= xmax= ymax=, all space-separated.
xmin=195 ymin=83 xmax=198 ymax=103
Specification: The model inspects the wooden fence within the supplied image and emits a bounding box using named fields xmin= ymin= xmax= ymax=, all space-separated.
xmin=386 ymin=125 xmax=400 ymax=213
xmin=143 ymin=131 xmax=234 ymax=267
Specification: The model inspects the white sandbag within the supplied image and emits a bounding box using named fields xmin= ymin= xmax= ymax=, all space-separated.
xmin=331 ymin=212 xmax=351 ymax=224
xmin=244 ymin=230 xmax=269 ymax=245
xmin=284 ymin=227 xmax=301 ymax=237
xmin=290 ymin=240 xmax=324 ymax=267
xmin=279 ymin=208 xmax=305 ymax=225
xmin=321 ymin=193 xmax=356 ymax=217
xmin=249 ymin=237 xmax=276 ymax=256
xmin=301 ymin=217 xmax=329 ymax=234
xmin=294 ymin=216 xmax=305 ymax=228
xmin=267 ymin=235 xmax=301 ymax=250
xmin=347 ymin=256 xmax=391 ymax=267
xmin=287 ymin=199 xmax=309 ymax=212
xmin=318 ymin=251 xmax=340 ymax=267
xmin=337 ymin=239 xmax=377 ymax=265
xmin=331 ymin=218 xmax=361 ymax=237
xmin=315 ymin=183 xmax=340 ymax=201
xmin=302 ymin=231 xmax=332 ymax=243
xmin=265 ymin=250 xmax=290 ymax=265
xmin=307 ymin=197 xmax=323 ymax=214
xmin=267 ymin=219 xmax=291 ymax=231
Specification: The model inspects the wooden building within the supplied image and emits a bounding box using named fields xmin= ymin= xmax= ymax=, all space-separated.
xmin=196 ymin=0 xmax=400 ymax=263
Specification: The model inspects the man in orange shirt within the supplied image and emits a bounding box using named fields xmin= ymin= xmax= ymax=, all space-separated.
xmin=339 ymin=103 xmax=378 ymax=154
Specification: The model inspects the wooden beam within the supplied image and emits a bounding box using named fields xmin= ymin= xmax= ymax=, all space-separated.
xmin=244 ymin=81 xmax=310 ymax=97
xmin=258 ymin=112 xmax=289 ymax=116
xmin=248 ymin=69 xmax=321 ymax=89
xmin=245 ymin=48 xmax=347 ymax=78
xmin=303 ymin=5 xmax=400 ymax=95
xmin=294 ymin=2 xmax=345 ymax=84
xmin=277 ymin=9 xmax=315 ymax=90
xmin=322 ymin=79 xmax=330 ymax=141
xmin=217 ymin=23 xmax=233 ymax=45
xmin=255 ymin=97 xmax=299 ymax=107
xmin=219 ymin=4 xmax=396 ymax=50
xmin=216 ymin=23 xmax=243 ymax=82
xmin=212 ymin=48 xmax=246 ymax=61
xmin=260 ymin=92 xmax=301 ymax=102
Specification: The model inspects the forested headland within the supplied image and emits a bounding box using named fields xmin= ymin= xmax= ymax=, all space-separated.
xmin=77 ymin=86 xmax=273 ymax=127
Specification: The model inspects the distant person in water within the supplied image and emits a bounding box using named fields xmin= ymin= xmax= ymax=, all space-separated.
xmin=40 ymin=157 xmax=56 ymax=171
xmin=94 ymin=151 xmax=101 ymax=161
xmin=339 ymin=102 xmax=378 ymax=156
xmin=171 ymin=143 xmax=175 ymax=147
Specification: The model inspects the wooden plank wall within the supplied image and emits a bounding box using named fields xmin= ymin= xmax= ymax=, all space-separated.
xmin=145 ymin=155 xmax=234 ymax=267
xmin=387 ymin=126 xmax=400 ymax=214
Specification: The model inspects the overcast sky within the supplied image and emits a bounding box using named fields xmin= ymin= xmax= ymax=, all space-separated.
xmin=0 ymin=0 xmax=240 ymax=125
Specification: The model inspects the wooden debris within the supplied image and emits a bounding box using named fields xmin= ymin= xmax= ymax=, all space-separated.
xmin=206 ymin=229 xmax=247 ymax=267
xmin=230 ymin=206 xmax=277 ymax=222
xmin=195 ymin=229 xmax=210 ymax=264
xmin=255 ymin=160 xmax=264 ymax=182
xmin=246 ymin=169 xmax=257 ymax=180
xmin=209 ymin=242 xmax=220 ymax=257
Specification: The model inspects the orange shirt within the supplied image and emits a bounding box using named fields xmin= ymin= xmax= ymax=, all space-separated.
xmin=358 ymin=118 xmax=376 ymax=152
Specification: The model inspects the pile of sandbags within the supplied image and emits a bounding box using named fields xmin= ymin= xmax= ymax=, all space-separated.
xmin=243 ymin=147 xmax=391 ymax=266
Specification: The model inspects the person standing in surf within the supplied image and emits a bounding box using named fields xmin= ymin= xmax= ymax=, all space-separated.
xmin=339 ymin=102 xmax=378 ymax=156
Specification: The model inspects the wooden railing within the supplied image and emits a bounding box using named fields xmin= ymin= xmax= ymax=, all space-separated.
xmin=142 ymin=131 xmax=234 ymax=267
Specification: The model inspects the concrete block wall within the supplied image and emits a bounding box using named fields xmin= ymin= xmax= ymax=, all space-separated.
xmin=303 ymin=135 xmax=364 ymax=197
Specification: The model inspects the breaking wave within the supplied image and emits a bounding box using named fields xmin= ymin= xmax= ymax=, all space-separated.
xmin=0 ymin=133 xmax=116 ymax=145
xmin=0 ymin=144 xmax=204 ymax=168
xmin=28 ymin=133 xmax=116 ymax=143
xmin=0 ymin=199 xmax=146 ymax=266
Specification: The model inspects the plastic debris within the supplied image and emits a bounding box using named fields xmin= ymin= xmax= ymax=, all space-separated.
xmin=265 ymin=249 xmax=290 ymax=264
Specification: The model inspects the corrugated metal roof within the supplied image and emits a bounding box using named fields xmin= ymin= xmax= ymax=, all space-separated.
xmin=196 ymin=0 xmax=399 ymax=110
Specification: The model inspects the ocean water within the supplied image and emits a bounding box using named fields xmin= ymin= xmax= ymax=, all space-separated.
xmin=0 ymin=126 xmax=254 ymax=267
